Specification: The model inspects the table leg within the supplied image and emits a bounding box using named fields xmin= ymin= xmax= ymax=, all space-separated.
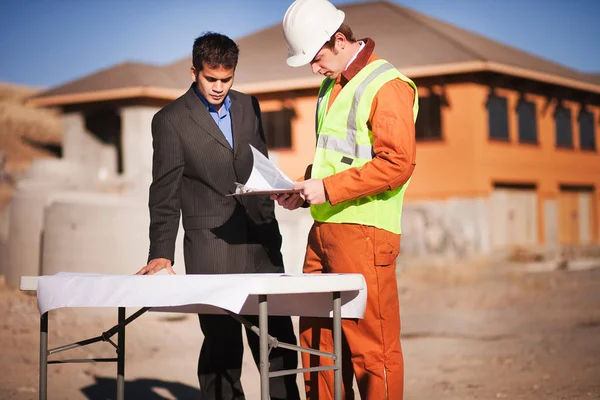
xmin=333 ymin=291 xmax=342 ymax=400
xmin=117 ymin=307 xmax=125 ymax=400
xmin=40 ymin=312 xmax=48 ymax=400
xmin=259 ymin=295 xmax=269 ymax=400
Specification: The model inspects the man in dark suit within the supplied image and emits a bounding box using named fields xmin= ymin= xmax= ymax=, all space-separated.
xmin=136 ymin=32 xmax=300 ymax=400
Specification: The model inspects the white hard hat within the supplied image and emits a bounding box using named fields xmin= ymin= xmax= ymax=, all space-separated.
xmin=283 ymin=0 xmax=345 ymax=67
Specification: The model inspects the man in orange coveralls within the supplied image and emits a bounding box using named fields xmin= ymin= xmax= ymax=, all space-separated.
xmin=271 ymin=0 xmax=419 ymax=399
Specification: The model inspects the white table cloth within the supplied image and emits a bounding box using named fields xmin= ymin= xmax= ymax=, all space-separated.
xmin=23 ymin=272 xmax=367 ymax=318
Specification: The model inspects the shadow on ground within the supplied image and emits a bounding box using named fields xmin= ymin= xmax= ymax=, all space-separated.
xmin=81 ymin=376 xmax=202 ymax=399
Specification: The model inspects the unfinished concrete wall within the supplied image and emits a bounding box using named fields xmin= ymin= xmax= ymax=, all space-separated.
xmin=274 ymin=197 xmax=494 ymax=266
xmin=62 ymin=112 xmax=118 ymax=181
xmin=120 ymin=106 xmax=158 ymax=192
xmin=401 ymin=198 xmax=491 ymax=258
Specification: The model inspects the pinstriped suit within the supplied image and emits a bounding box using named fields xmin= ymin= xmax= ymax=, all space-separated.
xmin=148 ymin=85 xmax=284 ymax=274
xmin=147 ymin=84 xmax=300 ymax=400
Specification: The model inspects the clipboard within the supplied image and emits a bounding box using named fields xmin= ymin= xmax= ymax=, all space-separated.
xmin=227 ymin=182 xmax=300 ymax=197
xmin=226 ymin=189 xmax=301 ymax=197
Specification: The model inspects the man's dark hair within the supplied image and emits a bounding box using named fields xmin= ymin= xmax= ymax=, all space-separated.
xmin=192 ymin=32 xmax=239 ymax=72
xmin=324 ymin=23 xmax=356 ymax=50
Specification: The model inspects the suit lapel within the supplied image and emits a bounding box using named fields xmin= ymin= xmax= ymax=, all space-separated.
xmin=184 ymin=86 xmax=233 ymax=152
xmin=228 ymin=92 xmax=249 ymax=207
xmin=229 ymin=92 xmax=244 ymax=155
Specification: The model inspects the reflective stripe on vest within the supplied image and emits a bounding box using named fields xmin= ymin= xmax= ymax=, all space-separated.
xmin=311 ymin=59 xmax=419 ymax=234
xmin=315 ymin=78 xmax=334 ymax=137
xmin=317 ymin=62 xmax=395 ymax=160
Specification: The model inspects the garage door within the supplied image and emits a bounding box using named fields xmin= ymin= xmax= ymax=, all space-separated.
xmin=558 ymin=186 xmax=594 ymax=245
xmin=490 ymin=184 xmax=538 ymax=249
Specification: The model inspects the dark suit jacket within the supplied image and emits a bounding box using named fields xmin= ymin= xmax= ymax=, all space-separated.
xmin=147 ymin=85 xmax=284 ymax=275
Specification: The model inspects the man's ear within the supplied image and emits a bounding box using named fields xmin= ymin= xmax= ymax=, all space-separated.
xmin=335 ymin=32 xmax=347 ymax=50
xmin=190 ymin=66 xmax=197 ymax=82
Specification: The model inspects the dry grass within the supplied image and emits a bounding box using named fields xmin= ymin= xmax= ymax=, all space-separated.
xmin=0 ymin=183 xmax=12 ymax=210
xmin=0 ymin=81 xmax=62 ymax=210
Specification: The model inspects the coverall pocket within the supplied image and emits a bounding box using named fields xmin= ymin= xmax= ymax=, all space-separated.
xmin=373 ymin=227 xmax=400 ymax=266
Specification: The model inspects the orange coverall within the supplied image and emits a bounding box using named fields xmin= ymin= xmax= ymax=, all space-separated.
xmin=300 ymin=38 xmax=416 ymax=400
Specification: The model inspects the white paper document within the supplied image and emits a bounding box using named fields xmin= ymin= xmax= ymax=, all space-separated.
xmin=233 ymin=145 xmax=298 ymax=195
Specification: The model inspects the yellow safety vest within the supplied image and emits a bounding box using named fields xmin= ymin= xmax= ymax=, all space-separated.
xmin=310 ymin=59 xmax=419 ymax=234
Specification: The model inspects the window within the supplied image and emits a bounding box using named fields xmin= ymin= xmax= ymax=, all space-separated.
xmin=85 ymin=108 xmax=123 ymax=173
xmin=487 ymin=93 xmax=509 ymax=141
xmin=559 ymin=184 xmax=594 ymax=192
xmin=578 ymin=108 xmax=596 ymax=151
xmin=554 ymin=104 xmax=573 ymax=148
xmin=261 ymin=108 xmax=294 ymax=149
xmin=415 ymin=94 xmax=442 ymax=141
xmin=517 ymin=99 xmax=537 ymax=144
xmin=494 ymin=182 xmax=536 ymax=190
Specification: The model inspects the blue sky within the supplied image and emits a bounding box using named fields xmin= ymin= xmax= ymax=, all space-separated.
xmin=0 ymin=0 xmax=598 ymax=89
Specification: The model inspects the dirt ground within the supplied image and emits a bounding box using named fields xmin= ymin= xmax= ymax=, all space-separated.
xmin=1 ymin=260 xmax=599 ymax=400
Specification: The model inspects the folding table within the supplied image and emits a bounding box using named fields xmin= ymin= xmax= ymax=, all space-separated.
xmin=20 ymin=273 xmax=367 ymax=400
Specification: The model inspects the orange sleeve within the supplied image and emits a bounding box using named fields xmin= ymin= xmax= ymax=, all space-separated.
xmin=323 ymin=78 xmax=416 ymax=205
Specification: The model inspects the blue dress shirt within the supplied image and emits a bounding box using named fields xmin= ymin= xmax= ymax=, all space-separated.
xmin=194 ymin=86 xmax=234 ymax=148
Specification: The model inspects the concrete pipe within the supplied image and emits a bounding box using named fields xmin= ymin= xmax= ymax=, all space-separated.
xmin=0 ymin=203 xmax=10 ymax=277
xmin=23 ymin=159 xmax=98 ymax=190
xmin=5 ymin=180 xmax=72 ymax=288
xmin=41 ymin=193 xmax=185 ymax=276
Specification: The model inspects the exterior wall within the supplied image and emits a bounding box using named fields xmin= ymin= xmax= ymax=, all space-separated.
xmin=258 ymin=84 xmax=487 ymax=199
xmin=471 ymin=86 xmax=600 ymax=246
xmin=408 ymin=85 xmax=482 ymax=199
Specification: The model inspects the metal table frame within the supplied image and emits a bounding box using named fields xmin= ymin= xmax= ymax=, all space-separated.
xmin=38 ymin=292 xmax=344 ymax=400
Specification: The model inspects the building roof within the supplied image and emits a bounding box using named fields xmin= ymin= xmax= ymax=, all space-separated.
xmin=28 ymin=62 xmax=185 ymax=106
xmin=28 ymin=1 xmax=600 ymax=107
xmin=587 ymin=73 xmax=600 ymax=84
